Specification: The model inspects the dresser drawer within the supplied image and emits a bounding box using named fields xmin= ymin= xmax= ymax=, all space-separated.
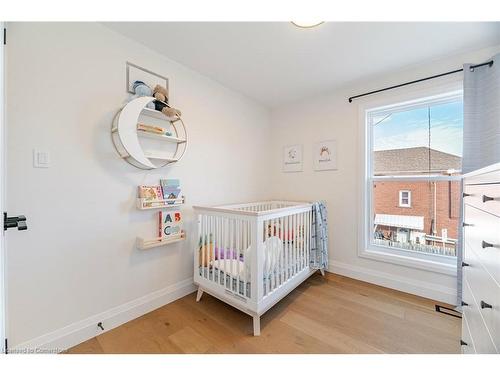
xmin=463 ymin=244 xmax=500 ymax=352
xmin=462 ymin=279 xmax=497 ymax=353
xmin=464 ymin=204 xmax=500 ymax=286
xmin=461 ymin=314 xmax=476 ymax=354
xmin=464 ymin=183 xmax=500 ymax=218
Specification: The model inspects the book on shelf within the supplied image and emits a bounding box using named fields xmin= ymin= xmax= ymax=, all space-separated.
xmin=159 ymin=210 xmax=183 ymax=238
xmin=137 ymin=123 xmax=172 ymax=136
xmin=138 ymin=185 xmax=163 ymax=207
xmin=160 ymin=179 xmax=181 ymax=204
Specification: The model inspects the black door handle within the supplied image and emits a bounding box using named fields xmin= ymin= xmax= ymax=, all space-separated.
xmin=482 ymin=240 xmax=494 ymax=249
xmin=480 ymin=301 xmax=492 ymax=309
xmin=462 ymin=262 xmax=470 ymax=267
xmin=460 ymin=339 xmax=468 ymax=346
xmin=3 ymin=212 xmax=28 ymax=231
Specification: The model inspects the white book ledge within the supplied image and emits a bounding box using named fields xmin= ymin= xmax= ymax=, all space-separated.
xmin=137 ymin=231 xmax=186 ymax=250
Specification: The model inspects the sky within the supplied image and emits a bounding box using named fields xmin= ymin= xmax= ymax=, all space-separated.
xmin=373 ymin=101 xmax=463 ymax=156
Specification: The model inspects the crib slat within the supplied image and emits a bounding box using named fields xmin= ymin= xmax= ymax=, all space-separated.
xmin=272 ymin=218 xmax=276 ymax=292
xmin=206 ymin=215 xmax=216 ymax=281
xmin=293 ymin=214 xmax=299 ymax=274
xmin=280 ymin=216 xmax=284 ymax=287
xmin=307 ymin=210 xmax=312 ymax=267
xmin=268 ymin=219 xmax=272 ymax=295
xmin=285 ymin=215 xmax=289 ymax=281
xmin=300 ymin=212 xmax=305 ymax=270
xmin=305 ymin=211 xmax=308 ymax=269
xmin=202 ymin=215 xmax=210 ymax=279
xmin=237 ymin=218 xmax=241 ymax=296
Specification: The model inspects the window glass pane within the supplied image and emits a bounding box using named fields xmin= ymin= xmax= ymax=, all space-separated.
xmin=372 ymin=180 xmax=460 ymax=257
xmin=369 ymin=95 xmax=462 ymax=260
xmin=429 ymin=101 xmax=463 ymax=173
xmin=373 ymin=100 xmax=463 ymax=176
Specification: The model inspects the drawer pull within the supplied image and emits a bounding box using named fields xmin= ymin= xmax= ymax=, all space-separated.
xmin=482 ymin=240 xmax=494 ymax=249
xmin=462 ymin=261 xmax=470 ymax=267
xmin=480 ymin=300 xmax=492 ymax=309
xmin=463 ymin=193 xmax=472 ymax=198
xmin=461 ymin=301 xmax=469 ymax=306
xmin=460 ymin=339 xmax=468 ymax=346
xmin=482 ymin=195 xmax=496 ymax=203
xmin=462 ymin=222 xmax=473 ymax=227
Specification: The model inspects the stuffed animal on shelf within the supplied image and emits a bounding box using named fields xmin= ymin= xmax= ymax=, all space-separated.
xmin=161 ymin=106 xmax=182 ymax=119
xmin=131 ymin=80 xmax=155 ymax=109
xmin=153 ymin=84 xmax=169 ymax=103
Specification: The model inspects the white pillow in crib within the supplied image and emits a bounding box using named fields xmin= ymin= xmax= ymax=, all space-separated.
xmin=212 ymin=237 xmax=282 ymax=281
xmin=243 ymin=236 xmax=283 ymax=275
xmin=263 ymin=236 xmax=283 ymax=274
xmin=210 ymin=259 xmax=247 ymax=281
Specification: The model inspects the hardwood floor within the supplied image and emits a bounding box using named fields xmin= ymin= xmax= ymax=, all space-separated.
xmin=66 ymin=272 xmax=461 ymax=354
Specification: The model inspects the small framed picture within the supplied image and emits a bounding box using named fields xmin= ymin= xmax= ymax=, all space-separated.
xmin=283 ymin=144 xmax=303 ymax=172
xmin=313 ymin=140 xmax=337 ymax=171
xmin=126 ymin=62 xmax=169 ymax=98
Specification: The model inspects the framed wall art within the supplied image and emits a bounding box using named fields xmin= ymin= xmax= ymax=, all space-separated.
xmin=283 ymin=144 xmax=303 ymax=172
xmin=313 ymin=140 xmax=337 ymax=171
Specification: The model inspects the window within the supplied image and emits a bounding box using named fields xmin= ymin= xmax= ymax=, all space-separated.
xmin=399 ymin=190 xmax=411 ymax=207
xmin=363 ymin=91 xmax=463 ymax=271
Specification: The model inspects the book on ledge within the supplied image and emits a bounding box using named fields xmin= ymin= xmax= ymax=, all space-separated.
xmin=160 ymin=179 xmax=181 ymax=203
xmin=158 ymin=210 xmax=183 ymax=238
xmin=138 ymin=185 xmax=163 ymax=208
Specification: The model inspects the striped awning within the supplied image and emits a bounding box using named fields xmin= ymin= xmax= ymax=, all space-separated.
xmin=374 ymin=214 xmax=424 ymax=230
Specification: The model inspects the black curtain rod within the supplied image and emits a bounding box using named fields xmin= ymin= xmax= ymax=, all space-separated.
xmin=348 ymin=60 xmax=494 ymax=103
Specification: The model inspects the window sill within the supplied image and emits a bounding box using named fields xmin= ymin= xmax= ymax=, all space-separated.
xmin=359 ymin=246 xmax=457 ymax=276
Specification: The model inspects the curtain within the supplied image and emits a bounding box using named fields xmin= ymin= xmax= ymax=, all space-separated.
xmin=458 ymin=53 xmax=500 ymax=305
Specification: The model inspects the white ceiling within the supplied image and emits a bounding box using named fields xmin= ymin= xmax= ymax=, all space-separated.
xmin=104 ymin=22 xmax=500 ymax=108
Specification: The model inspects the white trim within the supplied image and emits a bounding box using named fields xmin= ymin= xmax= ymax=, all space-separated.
xmin=10 ymin=278 xmax=196 ymax=353
xmin=0 ymin=21 xmax=5 ymax=354
xmin=358 ymin=82 xmax=463 ymax=273
xmin=359 ymin=248 xmax=457 ymax=275
xmin=328 ymin=260 xmax=457 ymax=305
xmin=398 ymin=190 xmax=411 ymax=208
xmin=373 ymin=175 xmax=462 ymax=182
xmin=462 ymin=161 xmax=500 ymax=178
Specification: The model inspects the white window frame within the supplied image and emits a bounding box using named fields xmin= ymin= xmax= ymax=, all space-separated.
xmin=398 ymin=190 xmax=411 ymax=208
xmin=357 ymin=84 xmax=463 ymax=276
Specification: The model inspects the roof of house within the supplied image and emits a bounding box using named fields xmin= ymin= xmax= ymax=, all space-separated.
xmin=374 ymin=147 xmax=462 ymax=175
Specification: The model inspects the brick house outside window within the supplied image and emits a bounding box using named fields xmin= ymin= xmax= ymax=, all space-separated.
xmin=373 ymin=147 xmax=461 ymax=255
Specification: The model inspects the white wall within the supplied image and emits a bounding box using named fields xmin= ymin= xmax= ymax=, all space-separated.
xmin=5 ymin=23 xmax=271 ymax=349
xmin=270 ymin=44 xmax=500 ymax=304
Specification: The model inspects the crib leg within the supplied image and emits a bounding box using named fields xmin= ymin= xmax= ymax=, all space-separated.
xmin=196 ymin=288 xmax=204 ymax=302
xmin=320 ymin=268 xmax=325 ymax=277
xmin=253 ymin=316 xmax=261 ymax=336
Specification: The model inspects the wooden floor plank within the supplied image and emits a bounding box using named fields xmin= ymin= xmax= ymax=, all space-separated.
xmin=67 ymin=272 xmax=461 ymax=354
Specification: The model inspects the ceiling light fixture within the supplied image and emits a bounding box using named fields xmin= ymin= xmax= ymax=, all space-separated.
xmin=291 ymin=21 xmax=324 ymax=29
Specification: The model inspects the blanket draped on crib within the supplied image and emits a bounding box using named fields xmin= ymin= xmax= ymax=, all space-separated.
xmin=310 ymin=201 xmax=329 ymax=272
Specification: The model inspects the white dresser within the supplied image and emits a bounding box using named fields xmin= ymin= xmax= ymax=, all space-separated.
xmin=462 ymin=163 xmax=500 ymax=354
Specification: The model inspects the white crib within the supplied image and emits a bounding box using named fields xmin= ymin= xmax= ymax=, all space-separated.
xmin=193 ymin=200 xmax=316 ymax=336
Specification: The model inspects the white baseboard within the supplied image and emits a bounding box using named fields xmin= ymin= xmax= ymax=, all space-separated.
xmin=11 ymin=278 xmax=197 ymax=353
xmin=328 ymin=260 xmax=457 ymax=305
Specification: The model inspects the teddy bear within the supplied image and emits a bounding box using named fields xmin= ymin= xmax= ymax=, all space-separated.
xmin=151 ymin=85 xmax=182 ymax=119
xmin=153 ymin=84 xmax=169 ymax=103
xmin=161 ymin=106 xmax=182 ymax=119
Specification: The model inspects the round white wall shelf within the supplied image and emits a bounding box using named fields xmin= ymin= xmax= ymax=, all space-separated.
xmin=111 ymin=96 xmax=188 ymax=170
